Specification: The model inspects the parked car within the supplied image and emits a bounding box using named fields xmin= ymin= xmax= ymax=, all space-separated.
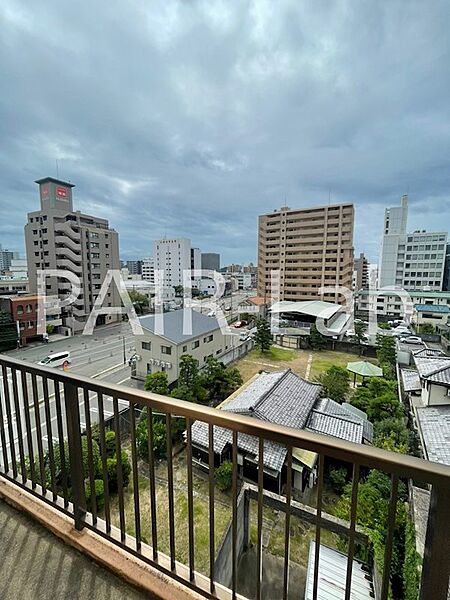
xmin=233 ymin=320 xmax=248 ymax=328
xmin=403 ymin=336 xmax=423 ymax=345
xmin=38 ymin=351 xmax=71 ymax=368
xmin=239 ymin=332 xmax=249 ymax=341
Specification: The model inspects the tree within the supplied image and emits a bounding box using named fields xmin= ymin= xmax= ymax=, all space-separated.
xmin=350 ymin=378 xmax=403 ymax=423
xmin=376 ymin=334 xmax=396 ymax=374
xmin=144 ymin=371 xmax=169 ymax=395
xmin=254 ymin=318 xmax=272 ymax=353
xmin=0 ymin=310 xmax=18 ymax=351
xmin=316 ymin=366 xmax=350 ymax=402
xmin=136 ymin=409 xmax=185 ymax=461
xmin=200 ymin=357 xmax=243 ymax=405
xmin=129 ymin=290 xmax=149 ymax=314
xmin=309 ymin=324 xmax=326 ymax=350
xmin=417 ymin=323 xmax=434 ymax=334
xmin=354 ymin=320 xmax=367 ymax=354
xmin=174 ymin=285 xmax=184 ymax=298
xmin=171 ymin=354 xmax=207 ymax=402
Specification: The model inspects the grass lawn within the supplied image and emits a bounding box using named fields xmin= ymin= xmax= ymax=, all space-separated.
xmin=235 ymin=346 xmax=379 ymax=384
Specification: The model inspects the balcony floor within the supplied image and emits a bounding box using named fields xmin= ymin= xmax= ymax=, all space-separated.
xmin=0 ymin=499 xmax=150 ymax=600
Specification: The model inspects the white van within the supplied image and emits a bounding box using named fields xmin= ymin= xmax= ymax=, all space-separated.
xmin=38 ymin=351 xmax=71 ymax=368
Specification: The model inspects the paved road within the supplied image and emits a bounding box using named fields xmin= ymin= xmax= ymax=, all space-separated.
xmin=0 ymin=323 xmax=140 ymax=470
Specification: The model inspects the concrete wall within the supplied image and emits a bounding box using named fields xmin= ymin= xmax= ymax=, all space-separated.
xmin=214 ymin=488 xmax=249 ymax=588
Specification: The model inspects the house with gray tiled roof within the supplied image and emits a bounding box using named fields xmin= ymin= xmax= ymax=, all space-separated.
xmin=191 ymin=369 xmax=372 ymax=493
xmin=413 ymin=354 xmax=450 ymax=406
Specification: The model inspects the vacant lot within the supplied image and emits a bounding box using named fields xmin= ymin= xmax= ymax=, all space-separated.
xmin=236 ymin=346 xmax=378 ymax=383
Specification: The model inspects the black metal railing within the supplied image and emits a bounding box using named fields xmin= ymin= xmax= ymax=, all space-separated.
xmin=0 ymin=353 xmax=449 ymax=600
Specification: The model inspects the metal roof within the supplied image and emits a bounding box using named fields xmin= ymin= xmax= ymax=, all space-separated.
xmin=139 ymin=309 xmax=221 ymax=344
xmin=270 ymin=300 xmax=341 ymax=319
xmin=416 ymin=405 xmax=450 ymax=467
xmin=414 ymin=304 xmax=450 ymax=313
xmin=305 ymin=541 xmax=374 ymax=600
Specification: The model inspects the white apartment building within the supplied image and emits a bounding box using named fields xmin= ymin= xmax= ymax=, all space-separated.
xmin=141 ymin=257 xmax=155 ymax=283
xmin=379 ymin=195 xmax=447 ymax=291
xmin=153 ymin=239 xmax=192 ymax=290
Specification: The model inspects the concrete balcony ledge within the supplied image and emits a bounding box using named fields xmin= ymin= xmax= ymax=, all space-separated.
xmin=0 ymin=479 xmax=203 ymax=600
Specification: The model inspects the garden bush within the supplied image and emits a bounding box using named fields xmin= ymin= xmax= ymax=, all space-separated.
xmin=215 ymin=461 xmax=233 ymax=491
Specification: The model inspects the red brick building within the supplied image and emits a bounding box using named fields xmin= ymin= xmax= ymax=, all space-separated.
xmin=0 ymin=295 xmax=40 ymax=347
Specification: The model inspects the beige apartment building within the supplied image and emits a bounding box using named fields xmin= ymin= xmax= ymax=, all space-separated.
xmin=257 ymin=203 xmax=354 ymax=304
xmin=25 ymin=177 xmax=120 ymax=333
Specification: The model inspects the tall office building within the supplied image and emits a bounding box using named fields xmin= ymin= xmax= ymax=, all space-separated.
xmin=25 ymin=177 xmax=120 ymax=333
xmin=353 ymin=253 xmax=369 ymax=290
xmin=0 ymin=245 xmax=19 ymax=274
xmin=257 ymin=203 xmax=354 ymax=303
xmin=126 ymin=260 xmax=143 ymax=275
xmin=141 ymin=257 xmax=155 ymax=283
xmin=153 ymin=238 xmax=192 ymax=289
xmin=379 ymin=195 xmax=447 ymax=291
xmin=201 ymin=253 xmax=220 ymax=271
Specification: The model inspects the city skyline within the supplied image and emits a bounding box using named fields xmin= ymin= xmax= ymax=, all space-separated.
xmin=1 ymin=2 xmax=450 ymax=264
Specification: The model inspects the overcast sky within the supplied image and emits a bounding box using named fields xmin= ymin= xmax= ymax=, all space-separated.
xmin=1 ymin=1 xmax=450 ymax=265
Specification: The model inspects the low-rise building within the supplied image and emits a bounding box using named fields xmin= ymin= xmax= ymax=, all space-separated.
xmin=133 ymin=309 xmax=232 ymax=385
xmin=356 ymin=289 xmax=450 ymax=319
xmin=0 ymin=294 xmax=62 ymax=346
xmin=191 ymin=369 xmax=372 ymax=493
xmin=413 ymin=304 xmax=449 ymax=328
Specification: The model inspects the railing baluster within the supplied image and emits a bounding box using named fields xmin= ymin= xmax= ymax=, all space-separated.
xmin=420 ymin=484 xmax=450 ymax=600
xmin=380 ymin=474 xmax=399 ymax=600
xmin=232 ymin=430 xmax=238 ymax=600
xmin=130 ymin=401 xmax=141 ymax=552
xmin=283 ymin=446 xmax=293 ymax=600
xmin=186 ymin=417 xmax=195 ymax=581
xmin=20 ymin=370 xmax=34 ymax=485
xmin=97 ymin=392 xmax=111 ymax=532
xmin=83 ymin=388 xmax=97 ymax=524
xmin=63 ymin=380 xmax=86 ymax=530
xmin=113 ymin=395 xmax=126 ymax=543
xmin=147 ymin=407 xmax=158 ymax=560
xmin=42 ymin=376 xmax=57 ymax=500
xmin=344 ymin=463 xmax=360 ymax=600
xmin=11 ymin=368 xmax=26 ymax=483
xmin=208 ymin=423 xmax=215 ymax=594
xmin=54 ymin=380 xmax=69 ymax=507
xmin=256 ymin=437 xmax=264 ymax=600
xmin=166 ymin=413 xmax=176 ymax=571
xmin=312 ymin=454 xmax=325 ymax=600
xmin=31 ymin=373 xmax=46 ymax=492
xmin=0 ymin=365 xmax=9 ymax=472
xmin=2 ymin=365 xmax=17 ymax=478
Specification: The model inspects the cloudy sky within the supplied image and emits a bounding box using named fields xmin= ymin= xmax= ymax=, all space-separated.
xmin=1 ymin=1 xmax=450 ymax=265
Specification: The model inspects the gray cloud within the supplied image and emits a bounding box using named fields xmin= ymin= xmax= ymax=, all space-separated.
xmin=1 ymin=0 xmax=450 ymax=264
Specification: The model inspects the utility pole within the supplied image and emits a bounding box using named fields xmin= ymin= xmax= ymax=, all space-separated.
xmin=123 ymin=336 xmax=126 ymax=364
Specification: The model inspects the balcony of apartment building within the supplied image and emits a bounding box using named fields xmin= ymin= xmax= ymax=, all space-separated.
xmin=0 ymin=353 xmax=449 ymax=600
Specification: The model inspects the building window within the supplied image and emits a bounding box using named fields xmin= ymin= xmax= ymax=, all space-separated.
xmin=204 ymin=334 xmax=213 ymax=343
xmin=16 ymin=305 xmax=24 ymax=315
xmin=142 ymin=341 xmax=151 ymax=350
xmin=147 ymin=363 xmax=152 ymax=374
xmin=25 ymin=304 xmax=32 ymax=313
xmin=182 ymin=345 xmax=187 ymax=353
xmin=192 ymin=340 xmax=200 ymax=350
xmin=161 ymin=345 xmax=172 ymax=355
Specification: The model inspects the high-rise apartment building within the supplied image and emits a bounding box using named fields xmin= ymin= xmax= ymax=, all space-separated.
xmin=126 ymin=260 xmax=143 ymax=275
xmin=153 ymin=238 xmax=192 ymax=289
xmin=379 ymin=195 xmax=447 ymax=291
xmin=0 ymin=245 xmax=20 ymax=274
xmin=353 ymin=252 xmax=369 ymax=290
xmin=25 ymin=177 xmax=120 ymax=333
xmin=257 ymin=203 xmax=354 ymax=303
xmin=141 ymin=257 xmax=155 ymax=283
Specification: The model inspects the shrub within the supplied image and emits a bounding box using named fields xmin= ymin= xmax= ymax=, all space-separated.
xmin=136 ymin=413 xmax=168 ymax=461
xmin=106 ymin=450 xmax=131 ymax=492
xmin=329 ymin=466 xmax=348 ymax=494
xmin=105 ymin=430 xmax=116 ymax=458
xmin=215 ymin=461 xmax=233 ymax=492
xmin=85 ymin=479 xmax=105 ymax=512
xmin=403 ymin=516 xmax=420 ymax=600
xmin=53 ymin=437 xmax=101 ymax=485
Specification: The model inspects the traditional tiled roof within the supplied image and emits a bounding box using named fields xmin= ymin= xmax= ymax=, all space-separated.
xmin=416 ymin=405 xmax=450 ymax=467
xmin=401 ymin=369 xmax=422 ymax=393
xmin=412 ymin=347 xmax=445 ymax=358
xmin=414 ymin=356 xmax=450 ymax=386
xmin=312 ymin=398 xmax=373 ymax=442
xmin=306 ymin=410 xmax=364 ymax=444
